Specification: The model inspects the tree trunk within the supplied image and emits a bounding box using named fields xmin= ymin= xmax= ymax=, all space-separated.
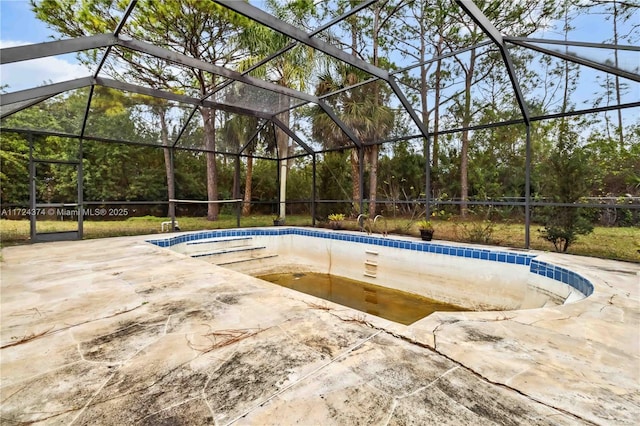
xmin=349 ymin=8 xmax=364 ymax=216
xmin=369 ymin=4 xmax=381 ymax=218
xmin=460 ymin=48 xmax=476 ymax=217
xmin=202 ymin=107 xmax=218 ymax=221
xmin=350 ymin=149 xmax=360 ymax=214
xmin=419 ymin=27 xmax=430 ymax=167
xmin=368 ymin=145 xmax=379 ymax=217
xmin=433 ymin=35 xmax=443 ymax=171
xmin=612 ymin=0 xmax=624 ymax=151
xmin=242 ymin=154 xmax=253 ymax=216
xmin=159 ymin=110 xmax=175 ymax=220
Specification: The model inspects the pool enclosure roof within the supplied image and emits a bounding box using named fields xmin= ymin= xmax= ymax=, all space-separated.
xmin=1 ymin=0 xmax=639 ymax=158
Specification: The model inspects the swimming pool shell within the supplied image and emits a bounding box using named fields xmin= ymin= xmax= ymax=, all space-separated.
xmin=148 ymin=227 xmax=593 ymax=312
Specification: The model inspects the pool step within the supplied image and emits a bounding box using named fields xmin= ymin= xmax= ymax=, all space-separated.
xmin=191 ymin=243 xmax=279 ymax=269
xmin=218 ymin=253 xmax=279 ymax=266
xmin=220 ymin=253 xmax=280 ymax=274
xmin=190 ymin=245 xmax=267 ymax=259
xmin=186 ymin=236 xmax=252 ymax=246
xmin=180 ymin=236 xmax=253 ymax=255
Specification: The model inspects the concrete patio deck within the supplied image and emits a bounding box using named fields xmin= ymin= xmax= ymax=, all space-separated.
xmin=1 ymin=234 xmax=638 ymax=425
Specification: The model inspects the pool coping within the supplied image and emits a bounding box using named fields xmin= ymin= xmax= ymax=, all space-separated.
xmin=147 ymin=227 xmax=594 ymax=297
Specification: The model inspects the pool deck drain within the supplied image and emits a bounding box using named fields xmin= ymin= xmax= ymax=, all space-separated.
xmin=1 ymin=234 xmax=638 ymax=425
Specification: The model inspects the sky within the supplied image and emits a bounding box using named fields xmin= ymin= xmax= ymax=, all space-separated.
xmin=0 ymin=0 xmax=90 ymax=92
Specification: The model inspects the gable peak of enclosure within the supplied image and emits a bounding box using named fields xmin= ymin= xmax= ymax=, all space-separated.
xmin=2 ymin=0 xmax=637 ymax=154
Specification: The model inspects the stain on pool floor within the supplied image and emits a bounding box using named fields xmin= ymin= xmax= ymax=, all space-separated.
xmin=259 ymin=272 xmax=467 ymax=325
xmin=1 ymin=234 xmax=638 ymax=425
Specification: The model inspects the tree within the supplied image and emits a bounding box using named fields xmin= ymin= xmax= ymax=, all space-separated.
xmin=235 ymin=0 xmax=318 ymax=220
xmin=377 ymin=141 xmax=425 ymax=216
xmin=219 ymin=113 xmax=263 ymax=216
xmin=311 ymin=66 xmax=363 ymax=214
xmin=438 ymin=1 xmax=561 ymax=215
xmin=579 ymin=0 xmax=639 ymax=151
xmin=538 ymin=4 xmax=594 ymax=252
xmin=316 ymin=151 xmax=352 ymax=219
xmin=539 ymin=128 xmax=594 ymax=252
xmin=392 ymin=0 xmax=458 ymax=174
xmin=31 ymin=0 xmax=246 ymax=220
xmin=311 ymin=65 xmax=395 ymax=216
xmin=314 ymin=0 xmax=398 ymax=216
xmin=0 ymin=131 xmax=30 ymax=206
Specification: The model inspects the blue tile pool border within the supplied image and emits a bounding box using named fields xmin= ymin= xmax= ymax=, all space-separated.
xmin=147 ymin=228 xmax=593 ymax=297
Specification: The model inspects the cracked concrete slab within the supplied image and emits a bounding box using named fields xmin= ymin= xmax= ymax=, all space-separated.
xmin=1 ymin=234 xmax=638 ymax=425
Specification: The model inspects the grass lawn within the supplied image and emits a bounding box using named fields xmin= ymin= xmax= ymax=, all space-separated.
xmin=1 ymin=215 xmax=638 ymax=263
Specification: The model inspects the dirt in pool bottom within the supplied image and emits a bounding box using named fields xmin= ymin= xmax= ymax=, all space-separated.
xmin=258 ymin=272 xmax=467 ymax=325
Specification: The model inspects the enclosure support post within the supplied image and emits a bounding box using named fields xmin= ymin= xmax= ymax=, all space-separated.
xmin=170 ymin=148 xmax=177 ymax=232
xmin=312 ymin=153 xmax=317 ymax=227
xmin=279 ymin=157 xmax=287 ymax=219
xmin=234 ymin=155 xmax=241 ymax=228
xmin=276 ymin=154 xmax=281 ymax=219
xmin=77 ymin=138 xmax=84 ymax=239
xmin=425 ymin=135 xmax=431 ymax=220
xmin=358 ymin=147 xmax=365 ymax=215
xmin=78 ymin=84 xmax=95 ymax=240
xmin=28 ymin=133 xmax=35 ymax=241
xmin=525 ymin=124 xmax=532 ymax=249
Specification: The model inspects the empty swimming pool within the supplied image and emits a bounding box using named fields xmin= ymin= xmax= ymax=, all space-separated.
xmin=148 ymin=227 xmax=593 ymax=321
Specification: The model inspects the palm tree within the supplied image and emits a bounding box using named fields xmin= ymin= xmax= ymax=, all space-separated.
xmin=219 ymin=113 xmax=275 ymax=216
xmin=311 ymin=64 xmax=395 ymax=216
xmin=234 ymin=1 xmax=317 ymax=220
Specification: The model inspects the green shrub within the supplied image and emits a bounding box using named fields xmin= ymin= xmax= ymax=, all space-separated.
xmin=539 ymin=207 xmax=593 ymax=252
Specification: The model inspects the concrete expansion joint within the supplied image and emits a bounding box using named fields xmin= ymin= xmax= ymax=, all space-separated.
xmin=67 ymin=371 xmax=117 ymax=425
xmin=381 ymin=398 xmax=398 ymax=426
xmin=398 ymin=366 xmax=460 ymax=400
xmin=163 ymin=314 xmax=172 ymax=334
xmin=201 ymin=374 xmax=218 ymax=421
